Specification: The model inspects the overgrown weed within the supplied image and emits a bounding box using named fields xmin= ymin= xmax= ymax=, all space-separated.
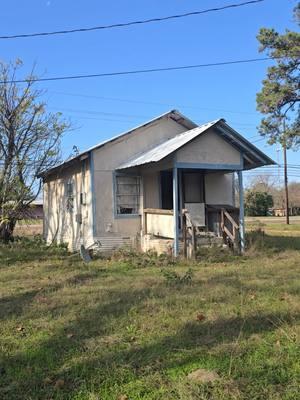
xmin=111 ymin=247 xmax=176 ymax=268
xmin=161 ymin=267 xmax=194 ymax=286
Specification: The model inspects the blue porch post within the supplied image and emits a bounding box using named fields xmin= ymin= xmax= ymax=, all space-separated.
xmin=173 ymin=165 xmax=179 ymax=257
xmin=237 ymin=170 xmax=245 ymax=253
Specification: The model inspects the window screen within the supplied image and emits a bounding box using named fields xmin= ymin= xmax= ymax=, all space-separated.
xmin=115 ymin=175 xmax=140 ymax=215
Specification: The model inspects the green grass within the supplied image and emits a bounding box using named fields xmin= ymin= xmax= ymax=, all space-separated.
xmin=0 ymin=231 xmax=300 ymax=400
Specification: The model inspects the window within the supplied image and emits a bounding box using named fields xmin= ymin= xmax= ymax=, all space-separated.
xmin=66 ymin=180 xmax=74 ymax=212
xmin=115 ymin=174 xmax=141 ymax=215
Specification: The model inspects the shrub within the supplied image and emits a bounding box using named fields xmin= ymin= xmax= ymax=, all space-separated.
xmin=246 ymin=228 xmax=266 ymax=251
xmin=161 ymin=268 xmax=194 ymax=286
xmin=111 ymin=247 xmax=176 ymax=268
xmin=196 ymin=245 xmax=237 ymax=263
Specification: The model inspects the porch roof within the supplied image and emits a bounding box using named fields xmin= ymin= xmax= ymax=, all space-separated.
xmin=117 ymin=119 xmax=276 ymax=171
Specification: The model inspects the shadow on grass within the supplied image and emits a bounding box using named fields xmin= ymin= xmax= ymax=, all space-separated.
xmin=247 ymin=231 xmax=300 ymax=252
xmin=264 ymin=235 xmax=300 ymax=250
xmin=0 ymin=290 xmax=40 ymax=320
xmin=0 ymin=248 xmax=67 ymax=266
xmin=0 ymin=279 xmax=66 ymax=321
xmin=1 ymin=282 xmax=299 ymax=399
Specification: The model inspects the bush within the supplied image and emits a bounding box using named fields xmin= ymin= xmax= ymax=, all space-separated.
xmin=196 ymin=245 xmax=237 ymax=263
xmin=245 ymin=190 xmax=273 ymax=216
xmin=246 ymin=228 xmax=266 ymax=251
xmin=161 ymin=268 xmax=194 ymax=286
xmin=111 ymin=247 xmax=176 ymax=268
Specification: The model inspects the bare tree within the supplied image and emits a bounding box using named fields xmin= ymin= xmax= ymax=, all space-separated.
xmin=288 ymin=181 xmax=300 ymax=210
xmin=248 ymin=174 xmax=278 ymax=193
xmin=0 ymin=60 xmax=69 ymax=242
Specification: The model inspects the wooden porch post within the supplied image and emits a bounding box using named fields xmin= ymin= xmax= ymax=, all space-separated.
xmin=237 ymin=171 xmax=245 ymax=253
xmin=173 ymin=165 xmax=179 ymax=257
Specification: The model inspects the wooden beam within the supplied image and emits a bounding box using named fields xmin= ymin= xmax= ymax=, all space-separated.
xmin=143 ymin=208 xmax=173 ymax=216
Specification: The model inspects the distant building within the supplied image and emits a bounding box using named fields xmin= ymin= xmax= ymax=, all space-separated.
xmin=272 ymin=207 xmax=300 ymax=217
xmin=26 ymin=200 xmax=43 ymax=219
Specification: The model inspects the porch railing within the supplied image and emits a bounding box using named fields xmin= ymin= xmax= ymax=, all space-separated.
xmin=220 ymin=208 xmax=240 ymax=251
xmin=143 ymin=208 xmax=174 ymax=238
xmin=143 ymin=206 xmax=241 ymax=255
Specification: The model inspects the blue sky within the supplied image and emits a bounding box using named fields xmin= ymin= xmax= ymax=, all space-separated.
xmin=1 ymin=0 xmax=299 ymax=183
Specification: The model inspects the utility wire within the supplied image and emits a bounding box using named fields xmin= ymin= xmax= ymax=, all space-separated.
xmin=0 ymin=0 xmax=264 ymax=40
xmin=0 ymin=57 xmax=273 ymax=84
xmin=48 ymin=106 xmax=259 ymax=127
xmin=51 ymin=90 xmax=259 ymax=116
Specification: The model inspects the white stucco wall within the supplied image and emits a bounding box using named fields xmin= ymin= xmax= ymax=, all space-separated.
xmin=205 ymin=172 xmax=234 ymax=205
xmin=43 ymin=159 xmax=93 ymax=250
xmin=92 ymin=117 xmax=187 ymax=237
xmin=176 ymin=128 xmax=241 ymax=166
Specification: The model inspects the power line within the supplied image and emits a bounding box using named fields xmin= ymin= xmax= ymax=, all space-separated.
xmin=0 ymin=0 xmax=264 ymax=40
xmin=48 ymin=106 xmax=259 ymax=127
xmin=0 ymin=57 xmax=273 ymax=84
xmin=51 ymin=90 xmax=259 ymax=116
xmin=48 ymin=106 xmax=150 ymax=120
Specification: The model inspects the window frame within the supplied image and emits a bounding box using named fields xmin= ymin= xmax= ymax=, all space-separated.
xmin=65 ymin=179 xmax=75 ymax=212
xmin=113 ymin=172 xmax=142 ymax=218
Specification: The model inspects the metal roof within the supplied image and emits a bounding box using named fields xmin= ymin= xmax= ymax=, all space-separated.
xmin=117 ymin=120 xmax=221 ymax=169
xmin=117 ymin=119 xmax=276 ymax=170
xmin=39 ymin=109 xmax=197 ymax=178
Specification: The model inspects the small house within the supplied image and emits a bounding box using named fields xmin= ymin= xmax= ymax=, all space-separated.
xmin=40 ymin=110 xmax=275 ymax=256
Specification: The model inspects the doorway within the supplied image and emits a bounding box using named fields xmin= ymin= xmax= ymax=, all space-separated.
xmin=182 ymin=171 xmax=205 ymax=204
xmin=160 ymin=170 xmax=173 ymax=209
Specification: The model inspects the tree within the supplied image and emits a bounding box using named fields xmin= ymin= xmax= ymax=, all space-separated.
xmin=256 ymin=3 xmax=300 ymax=223
xmin=0 ymin=60 xmax=69 ymax=242
xmin=288 ymin=181 xmax=300 ymax=210
xmin=245 ymin=190 xmax=274 ymax=217
xmin=248 ymin=174 xmax=278 ymax=193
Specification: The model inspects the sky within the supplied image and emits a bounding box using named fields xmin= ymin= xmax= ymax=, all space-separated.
xmin=1 ymin=0 xmax=299 ymax=184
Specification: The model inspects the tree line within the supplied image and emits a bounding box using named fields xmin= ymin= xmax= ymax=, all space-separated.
xmin=245 ymin=175 xmax=300 ymax=216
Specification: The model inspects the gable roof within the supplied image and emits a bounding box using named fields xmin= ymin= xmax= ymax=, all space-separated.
xmin=117 ymin=120 xmax=221 ymax=169
xmin=39 ymin=110 xmax=197 ymax=178
xmin=117 ymin=119 xmax=275 ymax=170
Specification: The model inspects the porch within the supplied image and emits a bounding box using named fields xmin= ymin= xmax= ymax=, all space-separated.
xmin=142 ymin=203 xmax=242 ymax=258
xmin=115 ymin=118 xmax=275 ymax=256
xmin=138 ymin=161 xmax=245 ymax=257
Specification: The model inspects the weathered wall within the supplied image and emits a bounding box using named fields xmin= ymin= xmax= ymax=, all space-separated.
xmin=43 ymin=159 xmax=93 ymax=250
xmin=176 ymin=128 xmax=241 ymax=166
xmin=143 ymin=171 xmax=160 ymax=209
xmin=205 ymin=172 xmax=234 ymax=205
xmin=92 ymin=117 xmax=187 ymax=237
xmin=43 ymin=118 xmax=239 ymax=251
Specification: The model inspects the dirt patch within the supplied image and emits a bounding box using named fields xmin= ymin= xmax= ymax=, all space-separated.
xmin=187 ymin=368 xmax=220 ymax=383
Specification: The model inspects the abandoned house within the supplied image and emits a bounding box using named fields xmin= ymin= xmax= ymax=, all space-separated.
xmin=40 ymin=110 xmax=275 ymax=256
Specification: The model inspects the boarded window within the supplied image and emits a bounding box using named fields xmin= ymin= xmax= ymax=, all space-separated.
xmin=115 ymin=175 xmax=140 ymax=215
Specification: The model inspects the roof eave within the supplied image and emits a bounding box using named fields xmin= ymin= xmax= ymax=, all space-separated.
xmin=39 ymin=109 xmax=197 ymax=178
xmin=216 ymin=120 xmax=276 ymax=168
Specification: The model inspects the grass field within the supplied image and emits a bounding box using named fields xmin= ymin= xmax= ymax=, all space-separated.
xmin=0 ymin=222 xmax=300 ymax=399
